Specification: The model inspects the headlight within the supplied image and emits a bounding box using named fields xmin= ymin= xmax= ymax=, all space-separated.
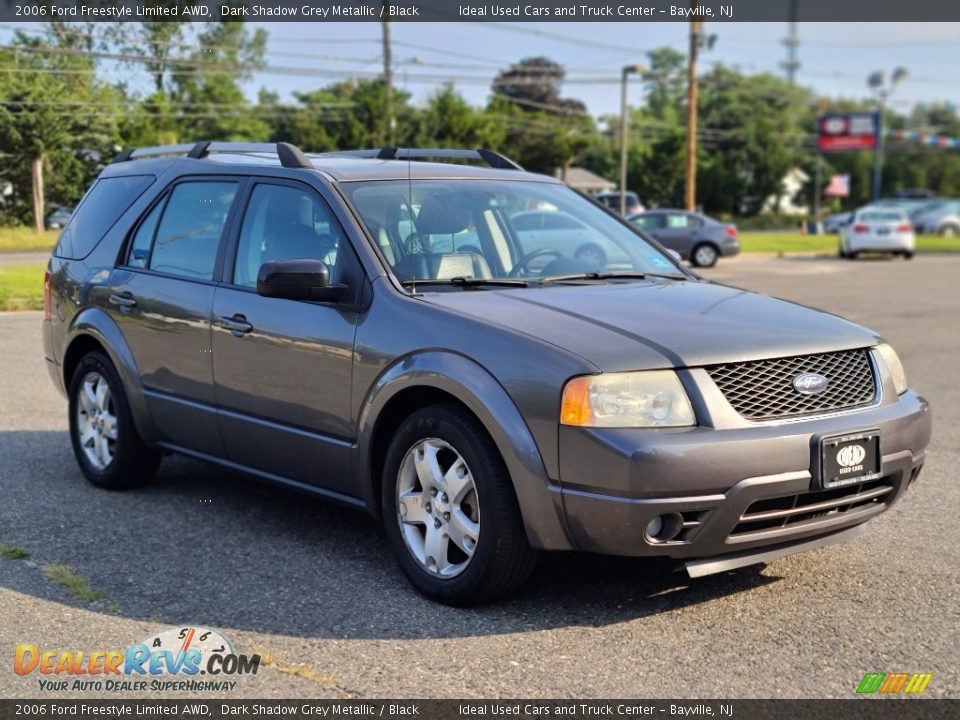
xmin=561 ymin=370 xmax=696 ymax=428
xmin=874 ymin=342 xmax=908 ymax=395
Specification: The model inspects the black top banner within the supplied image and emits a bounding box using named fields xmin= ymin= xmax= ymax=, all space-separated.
xmin=0 ymin=701 xmax=958 ymax=720
xmin=2 ymin=0 xmax=960 ymax=22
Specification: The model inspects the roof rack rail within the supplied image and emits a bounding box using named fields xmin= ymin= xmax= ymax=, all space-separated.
xmin=319 ymin=147 xmax=523 ymax=171
xmin=111 ymin=141 xmax=313 ymax=169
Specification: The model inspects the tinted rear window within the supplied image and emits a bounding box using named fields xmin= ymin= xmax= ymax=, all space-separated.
xmin=54 ymin=175 xmax=155 ymax=259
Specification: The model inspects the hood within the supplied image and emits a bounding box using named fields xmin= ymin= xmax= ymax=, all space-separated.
xmin=421 ymin=279 xmax=880 ymax=372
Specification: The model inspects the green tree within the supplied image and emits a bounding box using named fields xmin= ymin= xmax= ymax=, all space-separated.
xmin=0 ymin=36 xmax=120 ymax=229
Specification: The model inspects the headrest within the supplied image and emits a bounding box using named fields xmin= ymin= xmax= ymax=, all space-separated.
xmin=267 ymin=190 xmax=309 ymax=226
xmin=415 ymin=194 xmax=471 ymax=235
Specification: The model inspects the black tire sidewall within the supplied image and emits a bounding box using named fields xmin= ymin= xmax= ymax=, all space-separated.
xmin=381 ymin=405 xmax=524 ymax=605
xmin=68 ymin=351 xmax=156 ymax=489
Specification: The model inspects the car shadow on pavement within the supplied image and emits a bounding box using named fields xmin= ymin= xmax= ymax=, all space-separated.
xmin=1 ymin=430 xmax=782 ymax=640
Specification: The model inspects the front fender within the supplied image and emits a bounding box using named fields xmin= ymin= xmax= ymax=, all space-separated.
xmin=66 ymin=307 xmax=159 ymax=443
xmin=356 ymin=351 xmax=573 ymax=551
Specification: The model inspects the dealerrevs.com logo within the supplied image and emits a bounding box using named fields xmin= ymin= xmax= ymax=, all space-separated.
xmin=14 ymin=626 xmax=260 ymax=692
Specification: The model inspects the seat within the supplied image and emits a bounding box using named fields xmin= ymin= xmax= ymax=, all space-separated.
xmin=262 ymin=192 xmax=321 ymax=263
xmin=391 ymin=194 xmax=492 ymax=281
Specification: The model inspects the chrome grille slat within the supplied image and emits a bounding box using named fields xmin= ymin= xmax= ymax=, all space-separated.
xmin=706 ymin=349 xmax=876 ymax=420
xmin=729 ymin=479 xmax=894 ymax=538
xmin=739 ymin=484 xmax=893 ymax=522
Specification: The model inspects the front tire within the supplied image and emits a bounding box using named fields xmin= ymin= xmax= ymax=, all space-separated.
xmin=381 ymin=403 xmax=537 ymax=605
xmin=68 ymin=351 xmax=160 ymax=489
xmin=691 ymin=243 xmax=719 ymax=268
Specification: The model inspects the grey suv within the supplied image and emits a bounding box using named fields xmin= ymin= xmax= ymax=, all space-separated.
xmin=43 ymin=143 xmax=931 ymax=605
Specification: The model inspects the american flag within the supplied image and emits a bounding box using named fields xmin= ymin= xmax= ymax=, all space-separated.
xmin=825 ymin=174 xmax=850 ymax=198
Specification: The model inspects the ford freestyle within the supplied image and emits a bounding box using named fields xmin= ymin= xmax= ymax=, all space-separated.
xmin=42 ymin=143 xmax=932 ymax=605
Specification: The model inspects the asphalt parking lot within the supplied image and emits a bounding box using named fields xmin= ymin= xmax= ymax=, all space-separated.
xmin=1 ymin=254 xmax=958 ymax=699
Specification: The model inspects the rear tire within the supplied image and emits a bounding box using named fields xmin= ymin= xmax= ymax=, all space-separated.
xmin=902 ymin=251 xmax=915 ymax=260
xmin=691 ymin=243 xmax=719 ymax=268
xmin=941 ymin=224 xmax=958 ymax=237
xmin=68 ymin=351 xmax=160 ymax=489
xmin=381 ymin=403 xmax=538 ymax=606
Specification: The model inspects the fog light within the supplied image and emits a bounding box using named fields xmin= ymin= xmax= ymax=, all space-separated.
xmin=645 ymin=513 xmax=684 ymax=543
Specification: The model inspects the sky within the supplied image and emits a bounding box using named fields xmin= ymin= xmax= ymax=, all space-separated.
xmin=1 ymin=21 xmax=958 ymax=119
xmin=246 ymin=21 xmax=960 ymax=117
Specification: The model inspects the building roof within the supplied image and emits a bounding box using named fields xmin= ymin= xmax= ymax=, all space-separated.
xmin=554 ymin=166 xmax=616 ymax=192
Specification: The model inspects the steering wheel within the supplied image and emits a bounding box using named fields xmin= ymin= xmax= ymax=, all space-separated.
xmin=404 ymin=232 xmax=432 ymax=255
xmin=508 ymin=248 xmax=563 ymax=278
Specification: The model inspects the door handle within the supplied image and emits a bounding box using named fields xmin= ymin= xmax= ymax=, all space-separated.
xmin=109 ymin=292 xmax=137 ymax=309
xmin=216 ymin=315 xmax=253 ymax=336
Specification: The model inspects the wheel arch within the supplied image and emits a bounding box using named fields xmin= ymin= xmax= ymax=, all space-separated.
xmin=356 ymin=351 xmax=572 ymax=551
xmin=63 ymin=308 xmax=159 ymax=443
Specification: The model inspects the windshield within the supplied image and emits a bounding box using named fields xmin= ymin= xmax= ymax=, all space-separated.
xmin=342 ymin=179 xmax=682 ymax=288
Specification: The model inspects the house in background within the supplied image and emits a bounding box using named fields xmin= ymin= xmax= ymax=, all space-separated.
xmin=762 ymin=167 xmax=810 ymax=215
xmin=554 ymin=167 xmax=615 ymax=194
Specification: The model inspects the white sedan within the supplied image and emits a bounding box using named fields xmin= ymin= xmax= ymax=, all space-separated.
xmin=840 ymin=207 xmax=915 ymax=259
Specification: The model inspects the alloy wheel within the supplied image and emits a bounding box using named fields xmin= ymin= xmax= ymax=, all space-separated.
xmin=395 ymin=438 xmax=480 ymax=578
xmin=75 ymin=371 xmax=117 ymax=470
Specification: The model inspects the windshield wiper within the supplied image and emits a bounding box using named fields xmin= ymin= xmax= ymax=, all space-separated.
xmin=401 ymin=276 xmax=532 ymax=289
xmin=538 ymin=271 xmax=648 ymax=284
xmin=538 ymin=270 xmax=689 ymax=285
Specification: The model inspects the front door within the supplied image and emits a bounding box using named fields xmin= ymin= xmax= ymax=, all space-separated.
xmin=211 ymin=180 xmax=361 ymax=497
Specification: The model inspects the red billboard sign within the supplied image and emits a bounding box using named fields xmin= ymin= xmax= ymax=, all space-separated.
xmin=818 ymin=113 xmax=880 ymax=152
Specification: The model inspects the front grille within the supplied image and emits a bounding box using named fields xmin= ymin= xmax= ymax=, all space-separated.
xmin=706 ymin=349 xmax=876 ymax=420
xmin=730 ymin=479 xmax=893 ymax=538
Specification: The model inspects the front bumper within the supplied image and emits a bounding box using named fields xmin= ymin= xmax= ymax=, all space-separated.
xmin=557 ymin=388 xmax=930 ymax=560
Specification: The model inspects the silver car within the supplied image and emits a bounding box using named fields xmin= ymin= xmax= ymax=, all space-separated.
xmin=840 ymin=207 xmax=916 ymax=259
xmin=911 ymin=200 xmax=960 ymax=236
xmin=628 ymin=210 xmax=740 ymax=267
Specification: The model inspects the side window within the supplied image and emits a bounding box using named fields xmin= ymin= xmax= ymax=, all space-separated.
xmin=667 ymin=213 xmax=701 ymax=229
xmin=148 ymin=181 xmax=238 ymax=280
xmin=126 ymin=200 xmax=164 ymax=268
xmin=542 ymin=213 xmax=582 ymax=231
xmin=511 ymin=214 xmax=541 ymax=232
xmin=233 ymin=183 xmax=344 ymax=288
xmin=55 ymin=174 xmax=155 ymax=259
xmin=632 ymin=214 xmax=664 ymax=230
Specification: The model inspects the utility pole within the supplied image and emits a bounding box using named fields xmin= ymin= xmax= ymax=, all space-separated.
xmin=869 ymin=67 xmax=908 ymax=201
xmin=685 ymin=10 xmax=701 ymax=212
xmin=782 ymin=0 xmax=800 ymax=85
xmin=382 ymin=15 xmax=394 ymax=146
xmin=619 ymin=64 xmax=644 ymax=216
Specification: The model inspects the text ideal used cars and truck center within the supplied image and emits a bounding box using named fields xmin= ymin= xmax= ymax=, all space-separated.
xmin=42 ymin=142 xmax=931 ymax=604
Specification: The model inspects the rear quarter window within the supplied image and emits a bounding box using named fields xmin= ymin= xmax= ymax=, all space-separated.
xmin=54 ymin=175 xmax=155 ymax=259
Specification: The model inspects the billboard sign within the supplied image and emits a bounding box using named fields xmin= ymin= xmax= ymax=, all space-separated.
xmin=818 ymin=113 xmax=880 ymax=152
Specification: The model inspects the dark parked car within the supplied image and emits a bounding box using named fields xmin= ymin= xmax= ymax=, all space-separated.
xmin=628 ymin=210 xmax=739 ymax=267
xmin=594 ymin=190 xmax=643 ymax=216
xmin=45 ymin=206 xmax=73 ymax=230
xmin=823 ymin=211 xmax=852 ymax=234
xmin=43 ymin=143 xmax=931 ymax=605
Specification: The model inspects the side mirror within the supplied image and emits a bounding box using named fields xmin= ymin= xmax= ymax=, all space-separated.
xmin=666 ymin=249 xmax=682 ymax=262
xmin=256 ymin=258 xmax=347 ymax=303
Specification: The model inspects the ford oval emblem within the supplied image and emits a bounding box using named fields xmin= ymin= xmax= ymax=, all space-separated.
xmin=793 ymin=372 xmax=829 ymax=394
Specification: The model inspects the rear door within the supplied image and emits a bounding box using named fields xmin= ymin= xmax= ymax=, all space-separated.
xmin=659 ymin=212 xmax=703 ymax=257
xmin=110 ymin=178 xmax=241 ymax=456
xmin=211 ymin=179 xmax=362 ymax=496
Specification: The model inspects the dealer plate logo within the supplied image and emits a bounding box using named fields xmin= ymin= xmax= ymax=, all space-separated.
xmin=837 ymin=445 xmax=866 ymax=468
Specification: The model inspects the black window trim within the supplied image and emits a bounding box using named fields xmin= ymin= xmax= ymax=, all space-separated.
xmin=220 ymin=177 xmax=353 ymax=293
xmin=117 ymin=175 xmax=247 ymax=287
